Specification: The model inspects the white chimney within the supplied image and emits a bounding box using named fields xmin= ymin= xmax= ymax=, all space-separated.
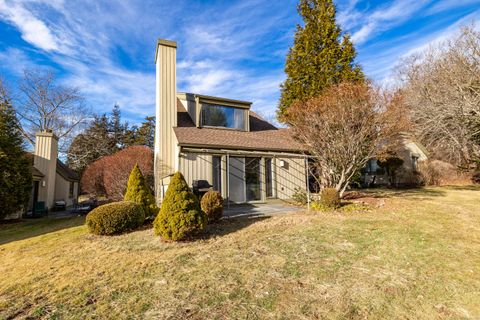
xmin=34 ymin=131 xmax=58 ymax=209
xmin=154 ymin=39 xmax=178 ymax=203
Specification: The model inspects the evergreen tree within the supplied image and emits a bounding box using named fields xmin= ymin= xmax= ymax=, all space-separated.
xmin=124 ymin=164 xmax=158 ymax=219
xmin=0 ymin=84 xmax=32 ymax=219
xmin=153 ymin=172 xmax=206 ymax=241
xmin=277 ymin=0 xmax=364 ymax=121
xmin=108 ymin=104 xmax=127 ymax=148
xmin=135 ymin=116 xmax=155 ymax=149
xmin=67 ymin=114 xmax=116 ymax=173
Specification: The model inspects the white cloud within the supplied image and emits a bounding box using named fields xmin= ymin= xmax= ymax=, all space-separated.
xmin=0 ymin=0 xmax=61 ymax=51
xmin=426 ymin=0 xmax=480 ymax=15
xmin=346 ymin=0 xmax=433 ymax=44
xmin=360 ymin=9 xmax=480 ymax=86
xmin=351 ymin=23 xmax=375 ymax=43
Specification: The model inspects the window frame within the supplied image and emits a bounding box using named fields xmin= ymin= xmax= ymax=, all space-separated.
xmin=200 ymin=103 xmax=248 ymax=131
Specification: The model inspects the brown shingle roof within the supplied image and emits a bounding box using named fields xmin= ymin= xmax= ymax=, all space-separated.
xmin=56 ymin=160 xmax=79 ymax=181
xmin=174 ymin=99 xmax=306 ymax=153
xmin=32 ymin=166 xmax=44 ymax=178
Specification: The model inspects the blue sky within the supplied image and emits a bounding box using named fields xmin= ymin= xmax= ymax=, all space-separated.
xmin=0 ymin=0 xmax=479 ymax=125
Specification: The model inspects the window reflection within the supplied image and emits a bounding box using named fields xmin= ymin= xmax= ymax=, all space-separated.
xmin=201 ymin=103 xmax=246 ymax=130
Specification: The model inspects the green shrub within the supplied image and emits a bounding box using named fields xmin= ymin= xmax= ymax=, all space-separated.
xmin=201 ymin=190 xmax=224 ymax=223
xmin=124 ymin=163 xmax=159 ymax=219
xmin=320 ymin=188 xmax=340 ymax=208
xmin=292 ymin=187 xmax=308 ymax=205
xmin=154 ymin=172 xmax=206 ymax=241
xmin=86 ymin=201 xmax=145 ymax=235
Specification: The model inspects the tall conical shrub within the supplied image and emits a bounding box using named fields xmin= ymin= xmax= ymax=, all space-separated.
xmin=124 ymin=163 xmax=158 ymax=219
xmin=154 ymin=172 xmax=206 ymax=241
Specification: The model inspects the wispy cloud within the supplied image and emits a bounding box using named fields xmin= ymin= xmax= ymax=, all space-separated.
xmin=0 ymin=0 xmax=62 ymax=51
xmin=349 ymin=0 xmax=432 ymax=44
xmin=426 ymin=0 xmax=480 ymax=15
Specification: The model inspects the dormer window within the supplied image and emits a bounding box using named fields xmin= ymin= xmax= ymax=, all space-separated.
xmin=201 ymin=103 xmax=246 ymax=130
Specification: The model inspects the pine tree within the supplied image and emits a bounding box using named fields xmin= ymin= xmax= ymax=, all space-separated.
xmin=108 ymin=104 xmax=127 ymax=149
xmin=124 ymin=163 xmax=158 ymax=219
xmin=153 ymin=172 xmax=206 ymax=241
xmin=135 ymin=116 xmax=155 ymax=149
xmin=0 ymin=84 xmax=32 ymax=219
xmin=277 ymin=0 xmax=364 ymax=121
xmin=67 ymin=114 xmax=116 ymax=173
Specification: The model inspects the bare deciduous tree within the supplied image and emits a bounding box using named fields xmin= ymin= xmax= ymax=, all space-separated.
xmin=397 ymin=25 xmax=480 ymax=167
xmin=15 ymin=69 xmax=90 ymax=150
xmin=287 ymin=82 xmax=408 ymax=197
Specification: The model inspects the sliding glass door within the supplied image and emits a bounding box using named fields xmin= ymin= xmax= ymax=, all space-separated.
xmin=227 ymin=156 xmax=265 ymax=203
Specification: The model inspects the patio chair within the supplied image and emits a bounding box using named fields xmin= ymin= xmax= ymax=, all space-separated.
xmin=33 ymin=201 xmax=47 ymax=217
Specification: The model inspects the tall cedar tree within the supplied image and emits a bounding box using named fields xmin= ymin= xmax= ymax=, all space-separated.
xmin=124 ymin=163 xmax=158 ymax=219
xmin=0 ymin=85 xmax=32 ymax=219
xmin=278 ymin=0 xmax=364 ymax=121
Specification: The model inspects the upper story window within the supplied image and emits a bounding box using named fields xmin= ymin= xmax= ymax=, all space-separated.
xmin=201 ymin=103 xmax=246 ymax=130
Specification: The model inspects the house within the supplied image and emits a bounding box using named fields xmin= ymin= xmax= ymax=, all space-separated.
xmin=153 ymin=39 xmax=309 ymax=204
xmin=361 ymin=134 xmax=429 ymax=187
xmin=28 ymin=131 xmax=80 ymax=214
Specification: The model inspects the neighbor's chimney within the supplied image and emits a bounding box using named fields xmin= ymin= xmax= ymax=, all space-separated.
xmin=154 ymin=39 xmax=177 ymax=203
xmin=34 ymin=130 xmax=58 ymax=209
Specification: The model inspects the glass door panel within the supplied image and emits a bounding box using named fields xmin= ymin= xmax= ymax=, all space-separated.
xmin=265 ymin=158 xmax=273 ymax=198
xmin=245 ymin=157 xmax=261 ymax=201
xmin=228 ymin=157 xmax=245 ymax=203
xmin=212 ymin=156 xmax=221 ymax=193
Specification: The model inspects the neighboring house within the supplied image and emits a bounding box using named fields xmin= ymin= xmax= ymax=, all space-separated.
xmin=28 ymin=131 xmax=79 ymax=213
xmin=153 ymin=39 xmax=308 ymax=204
xmin=361 ymin=134 xmax=429 ymax=187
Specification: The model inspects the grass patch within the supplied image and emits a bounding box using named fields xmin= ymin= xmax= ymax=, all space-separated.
xmin=1 ymin=186 xmax=480 ymax=319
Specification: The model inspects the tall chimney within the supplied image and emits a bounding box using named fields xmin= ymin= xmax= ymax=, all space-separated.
xmin=154 ymin=39 xmax=178 ymax=203
xmin=34 ymin=131 xmax=58 ymax=209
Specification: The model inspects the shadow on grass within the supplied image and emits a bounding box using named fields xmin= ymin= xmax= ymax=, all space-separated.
xmin=442 ymin=185 xmax=480 ymax=191
xmin=360 ymin=187 xmax=448 ymax=200
xmin=0 ymin=216 xmax=85 ymax=246
xmin=200 ymin=215 xmax=271 ymax=240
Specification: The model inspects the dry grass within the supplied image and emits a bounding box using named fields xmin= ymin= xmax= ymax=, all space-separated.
xmin=1 ymin=186 xmax=480 ymax=319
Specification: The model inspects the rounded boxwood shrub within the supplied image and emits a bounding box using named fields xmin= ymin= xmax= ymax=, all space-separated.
xmin=201 ymin=190 xmax=224 ymax=223
xmin=320 ymin=188 xmax=341 ymax=208
xmin=154 ymin=172 xmax=206 ymax=241
xmin=86 ymin=201 xmax=145 ymax=235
